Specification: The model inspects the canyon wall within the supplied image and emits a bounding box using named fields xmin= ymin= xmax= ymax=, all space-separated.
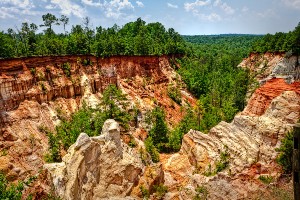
xmin=159 ymin=53 xmax=300 ymax=199
xmin=0 ymin=55 xmax=164 ymax=112
xmin=0 ymin=54 xmax=194 ymax=191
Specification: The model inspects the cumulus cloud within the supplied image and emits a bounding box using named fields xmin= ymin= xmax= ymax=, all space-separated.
xmin=184 ymin=0 xmax=234 ymax=21
xmin=81 ymin=0 xmax=134 ymax=19
xmin=282 ymin=0 xmax=300 ymax=9
xmin=45 ymin=4 xmax=57 ymax=10
xmin=81 ymin=0 xmax=102 ymax=7
xmin=0 ymin=0 xmax=34 ymax=9
xmin=136 ymin=1 xmax=144 ymax=7
xmin=167 ymin=3 xmax=178 ymax=9
xmin=51 ymin=0 xmax=85 ymax=18
xmin=184 ymin=0 xmax=211 ymax=12
xmin=0 ymin=0 xmax=40 ymax=19
xmin=213 ymin=0 xmax=234 ymax=14
xmin=0 ymin=7 xmax=17 ymax=19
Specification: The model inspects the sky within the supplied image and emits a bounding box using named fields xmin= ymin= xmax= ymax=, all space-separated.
xmin=0 ymin=0 xmax=299 ymax=35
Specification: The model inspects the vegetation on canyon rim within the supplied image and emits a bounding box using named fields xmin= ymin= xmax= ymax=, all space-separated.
xmin=1 ymin=13 xmax=300 ymax=199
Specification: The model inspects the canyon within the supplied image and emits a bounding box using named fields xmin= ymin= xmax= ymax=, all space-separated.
xmin=0 ymin=53 xmax=299 ymax=199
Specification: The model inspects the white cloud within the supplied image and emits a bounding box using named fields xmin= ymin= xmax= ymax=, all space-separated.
xmin=167 ymin=3 xmax=178 ymax=9
xmin=51 ymin=0 xmax=85 ymax=18
xmin=195 ymin=12 xmax=221 ymax=21
xmin=136 ymin=1 xmax=144 ymax=7
xmin=0 ymin=7 xmax=17 ymax=19
xmin=45 ymin=4 xmax=57 ymax=9
xmin=0 ymin=0 xmax=34 ymax=9
xmin=214 ymin=0 xmax=234 ymax=14
xmin=282 ymin=0 xmax=300 ymax=9
xmin=0 ymin=0 xmax=40 ymax=19
xmin=82 ymin=0 xmax=135 ymax=19
xmin=81 ymin=0 xmax=102 ymax=7
xmin=184 ymin=0 xmax=211 ymax=12
xmin=184 ymin=0 xmax=234 ymax=21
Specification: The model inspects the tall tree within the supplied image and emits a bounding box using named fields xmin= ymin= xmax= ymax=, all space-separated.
xmin=40 ymin=13 xmax=59 ymax=34
xmin=60 ymin=15 xmax=69 ymax=34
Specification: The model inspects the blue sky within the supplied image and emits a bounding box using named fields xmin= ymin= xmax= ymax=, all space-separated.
xmin=0 ymin=0 xmax=299 ymax=35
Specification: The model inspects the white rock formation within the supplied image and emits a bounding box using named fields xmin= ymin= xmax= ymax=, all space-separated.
xmin=44 ymin=119 xmax=144 ymax=200
xmin=181 ymin=91 xmax=300 ymax=175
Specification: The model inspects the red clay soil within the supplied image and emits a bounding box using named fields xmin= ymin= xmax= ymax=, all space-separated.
xmin=244 ymin=78 xmax=300 ymax=116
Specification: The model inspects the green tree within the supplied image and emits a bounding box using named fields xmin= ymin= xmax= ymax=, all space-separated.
xmin=100 ymin=84 xmax=132 ymax=128
xmin=40 ymin=13 xmax=59 ymax=34
xmin=0 ymin=173 xmax=24 ymax=200
xmin=60 ymin=15 xmax=69 ymax=34
xmin=276 ymin=131 xmax=293 ymax=173
xmin=148 ymin=107 xmax=169 ymax=151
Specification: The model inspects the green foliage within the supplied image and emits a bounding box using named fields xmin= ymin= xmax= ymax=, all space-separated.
xmin=203 ymin=147 xmax=230 ymax=176
xmin=30 ymin=68 xmax=36 ymax=76
xmin=46 ymin=85 xmax=131 ymax=162
xmin=128 ymin=135 xmax=137 ymax=148
xmin=194 ymin=185 xmax=209 ymax=200
xmin=258 ymin=175 xmax=273 ymax=184
xmin=251 ymin=22 xmax=300 ymax=54
xmin=148 ymin=107 xmax=169 ymax=152
xmin=0 ymin=15 xmax=185 ymax=58
xmin=168 ymin=107 xmax=198 ymax=151
xmin=276 ymin=131 xmax=293 ymax=173
xmin=61 ymin=62 xmax=71 ymax=77
xmin=153 ymin=184 xmax=168 ymax=199
xmin=140 ymin=185 xmax=150 ymax=199
xmin=40 ymin=82 xmax=47 ymax=94
xmin=100 ymin=84 xmax=132 ymax=129
xmin=178 ymin=35 xmax=252 ymax=132
xmin=144 ymin=137 xmax=160 ymax=163
xmin=0 ymin=172 xmax=24 ymax=200
xmin=167 ymin=84 xmax=182 ymax=105
xmin=215 ymin=148 xmax=230 ymax=173
xmin=82 ymin=58 xmax=93 ymax=66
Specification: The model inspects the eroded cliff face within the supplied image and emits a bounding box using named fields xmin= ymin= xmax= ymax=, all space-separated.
xmin=239 ymin=52 xmax=300 ymax=84
xmin=0 ymin=55 xmax=194 ymax=194
xmin=160 ymin=53 xmax=300 ymax=199
xmin=1 ymin=52 xmax=299 ymax=199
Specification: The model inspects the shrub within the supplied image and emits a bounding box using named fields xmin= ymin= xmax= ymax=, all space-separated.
xmin=61 ymin=62 xmax=71 ymax=77
xmin=82 ymin=58 xmax=93 ymax=66
xmin=40 ymin=82 xmax=47 ymax=94
xmin=154 ymin=184 xmax=168 ymax=199
xmin=128 ymin=135 xmax=137 ymax=148
xmin=258 ymin=175 xmax=273 ymax=184
xmin=276 ymin=131 xmax=293 ymax=173
xmin=30 ymin=68 xmax=36 ymax=76
xmin=148 ymin=107 xmax=169 ymax=152
xmin=144 ymin=137 xmax=160 ymax=163
xmin=167 ymin=84 xmax=182 ymax=105
xmin=0 ymin=172 xmax=24 ymax=200
xmin=45 ymin=85 xmax=132 ymax=162
xmin=194 ymin=185 xmax=208 ymax=200
xmin=140 ymin=185 xmax=150 ymax=199
xmin=215 ymin=148 xmax=230 ymax=173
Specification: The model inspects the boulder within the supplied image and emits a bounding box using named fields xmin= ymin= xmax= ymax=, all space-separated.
xmin=44 ymin=119 xmax=144 ymax=200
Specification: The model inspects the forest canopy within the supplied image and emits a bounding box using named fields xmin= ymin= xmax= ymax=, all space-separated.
xmin=0 ymin=13 xmax=185 ymax=58
xmin=251 ymin=22 xmax=300 ymax=53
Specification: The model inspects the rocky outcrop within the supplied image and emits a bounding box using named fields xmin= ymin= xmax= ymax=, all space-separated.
xmin=168 ymin=88 xmax=300 ymax=199
xmin=0 ymin=55 xmax=164 ymax=113
xmin=243 ymin=78 xmax=300 ymax=116
xmin=239 ymin=52 xmax=300 ymax=84
xmin=0 ymin=54 xmax=194 ymax=190
xmin=44 ymin=119 xmax=144 ymax=200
